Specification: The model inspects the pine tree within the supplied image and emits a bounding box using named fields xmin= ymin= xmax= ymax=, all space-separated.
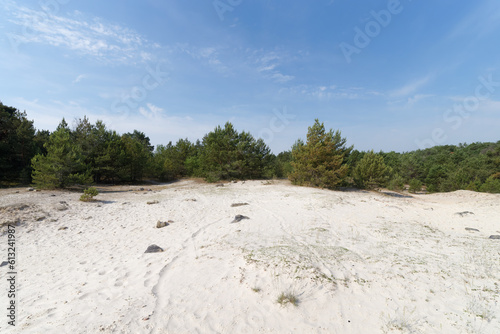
xmin=353 ymin=151 xmax=392 ymax=189
xmin=289 ymin=119 xmax=350 ymax=189
xmin=199 ymin=122 xmax=272 ymax=181
xmin=31 ymin=119 xmax=91 ymax=189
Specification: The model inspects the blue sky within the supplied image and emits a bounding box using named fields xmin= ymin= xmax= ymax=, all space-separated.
xmin=1 ymin=0 xmax=499 ymax=153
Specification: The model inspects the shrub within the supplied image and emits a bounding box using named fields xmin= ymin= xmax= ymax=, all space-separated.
xmin=353 ymin=151 xmax=392 ymax=189
xmin=408 ymin=179 xmax=422 ymax=193
xmin=80 ymin=187 xmax=99 ymax=202
xmin=388 ymin=174 xmax=405 ymax=191
xmin=479 ymin=176 xmax=500 ymax=193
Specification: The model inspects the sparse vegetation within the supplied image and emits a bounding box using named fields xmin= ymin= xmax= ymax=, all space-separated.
xmin=79 ymin=187 xmax=99 ymax=202
xmin=277 ymin=291 xmax=299 ymax=306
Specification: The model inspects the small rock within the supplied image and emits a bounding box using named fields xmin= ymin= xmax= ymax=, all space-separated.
xmin=28 ymin=187 xmax=34 ymax=192
xmin=465 ymin=227 xmax=480 ymax=232
xmin=156 ymin=221 xmax=170 ymax=228
xmin=185 ymin=198 xmax=197 ymax=202
xmin=145 ymin=244 xmax=163 ymax=253
xmin=489 ymin=235 xmax=500 ymax=240
xmin=231 ymin=203 xmax=249 ymax=207
xmin=0 ymin=261 xmax=8 ymax=267
xmin=148 ymin=189 xmax=152 ymax=192
xmin=54 ymin=201 xmax=69 ymax=211
xmin=139 ymin=188 xmax=145 ymax=191
xmin=58 ymin=227 xmax=68 ymax=230
xmin=50 ymin=194 xmax=56 ymax=197
xmin=455 ymin=211 xmax=474 ymax=217
xmin=230 ymin=215 xmax=249 ymax=223
xmin=216 ymin=183 xmax=224 ymax=187
xmin=36 ymin=216 xmax=46 ymax=221
xmin=147 ymin=200 xmax=159 ymax=205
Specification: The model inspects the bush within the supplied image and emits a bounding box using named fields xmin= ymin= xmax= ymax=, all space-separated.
xmin=80 ymin=187 xmax=99 ymax=202
xmin=408 ymin=179 xmax=422 ymax=193
xmin=479 ymin=176 xmax=500 ymax=193
xmin=388 ymin=174 xmax=405 ymax=191
xmin=353 ymin=151 xmax=392 ymax=189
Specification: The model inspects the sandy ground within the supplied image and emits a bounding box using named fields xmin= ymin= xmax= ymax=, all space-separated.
xmin=0 ymin=179 xmax=499 ymax=333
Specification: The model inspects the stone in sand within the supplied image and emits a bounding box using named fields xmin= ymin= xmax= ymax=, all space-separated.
xmin=147 ymin=200 xmax=159 ymax=205
xmin=216 ymin=183 xmax=224 ymax=187
xmin=465 ymin=227 xmax=480 ymax=232
xmin=489 ymin=235 xmax=500 ymax=240
xmin=231 ymin=214 xmax=249 ymax=223
xmin=54 ymin=201 xmax=69 ymax=211
xmin=145 ymin=244 xmax=164 ymax=253
xmin=156 ymin=221 xmax=170 ymax=228
xmin=231 ymin=203 xmax=249 ymax=207
xmin=455 ymin=211 xmax=474 ymax=217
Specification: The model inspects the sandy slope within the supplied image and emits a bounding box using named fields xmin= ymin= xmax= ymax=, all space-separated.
xmin=0 ymin=180 xmax=499 ymax=333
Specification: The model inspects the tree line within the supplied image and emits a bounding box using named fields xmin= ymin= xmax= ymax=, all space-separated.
xmin=1 ymin=101 xmax=499 ymax=193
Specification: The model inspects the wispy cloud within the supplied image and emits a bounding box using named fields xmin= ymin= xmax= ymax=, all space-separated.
xmin=447 ymin=0 xmax=500 ymax=40
xmin=254 ymin=51 xmax=295 ymax=83
xmin=390 ymin=75 xmax=433 ymax=98
xmin=2 ymin=1 xmax=154 ymax=64
xmin=139 ymin=103 xmax=164 ymax=119
xmin=407 ymin=94 xmax=434 ymax=105
xmin=72 ymin=74 xmax=87 ymax=84
xmin=281 ymin=85 xmax=381 ymax=100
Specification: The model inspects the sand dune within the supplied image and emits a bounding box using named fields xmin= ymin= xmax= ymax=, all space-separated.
xmin=1 ymin=180 xmax=499 ymax=333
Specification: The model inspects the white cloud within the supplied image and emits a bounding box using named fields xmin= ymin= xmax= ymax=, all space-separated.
xmin=253 ymin=51 xmax=295 ymax=84
xmin=271 ymin=73 xmax=295 ymax=83
xmin=72 ymin=74 xmax=87 ymax=84
xmin=3 ymin=1 xmax=153 ymax=64
xmin=407 ymin=94 xmax=434 ymax=105
xmin=281 ymin=85 xmax=381 ymax=100
xmin=139 ymin=103 xmax=164 ymax=119
xmin=390 ymin=75 xmax=433 ymax=98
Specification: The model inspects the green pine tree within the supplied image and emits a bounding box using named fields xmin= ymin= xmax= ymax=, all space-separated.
xmin=289 ymin=119 xmax=351 ymax=189
xmin=31 ymin=119 xmax=91 ymax=189
xmin=353 ymin=151 xmax=392 ymax=189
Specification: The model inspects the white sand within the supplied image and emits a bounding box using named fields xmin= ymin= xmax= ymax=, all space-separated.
xmin=1 ymin=180 xmax=499 ymax=333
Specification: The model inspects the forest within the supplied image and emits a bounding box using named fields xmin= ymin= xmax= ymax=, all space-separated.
xmin=1 ymin=101 xmax=499 ymax=193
